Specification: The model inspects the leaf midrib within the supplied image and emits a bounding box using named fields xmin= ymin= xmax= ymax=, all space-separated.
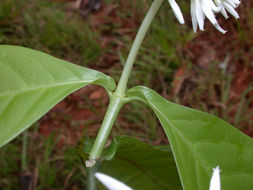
xmin=0 ymin=80 xmax=94 ymax=98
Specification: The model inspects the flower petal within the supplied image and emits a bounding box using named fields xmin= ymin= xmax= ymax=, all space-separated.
xmin=225 ymin=0 xmax=240 ymax=8
xmin=209 ymin=166 xmax=221 ymax=190
xmin=224 ymin=2 xmax=240 ymax=19
xmin=230 ymin=0 xmax=241 ymax=5
xmin=201 ymin=0 xmax=217 ymax=25
xmin=168 ymin=0 xmax=185 ymax=24
xmin=214 ymin=23 xmax=227 ymax=34
xmin=195 ymin=0 xmax=205 ymax=31
xmin=191 ymin=0 xmax=198 ymax=32
xmin=210 ymin=0 xmax=223 ymax=13
xmin=221 ymin=7 xmax=229 ymax=19
xmin=95 ymin=172 xmax=133 ymax=190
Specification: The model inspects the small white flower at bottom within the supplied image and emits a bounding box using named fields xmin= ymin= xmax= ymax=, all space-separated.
xmin=95 ymin=172 xmax=133 ymax=190
xmin=209 ymin=166 xmax=221 ymax=190
xmin=96 ymin=167 xmax=221 ymax=190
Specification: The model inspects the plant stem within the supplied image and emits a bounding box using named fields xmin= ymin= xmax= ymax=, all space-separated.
xmin=88 ymin=96 xmax=123 ymax=162
xmin=115 ymin=0 xmax=164 ymax=96
xmin=87 ymin=162 xmax=99 ymax=190
xmin=87 ymin=0 xmax=164 ymax=166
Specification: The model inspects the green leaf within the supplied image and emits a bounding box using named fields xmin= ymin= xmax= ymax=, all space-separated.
xmin=127 ymin=86 xmax=253 ymax=190
xmin=98 ymin=136 xmax=182 ymax=190
xmin=0 ymin=45 xmax=116 ymax=147
xmin=77 ymin=136 xmax=181 ymax=189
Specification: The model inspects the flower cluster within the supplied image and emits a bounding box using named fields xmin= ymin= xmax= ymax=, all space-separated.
xmin=168 ymin=0 xmax=241 ymax=33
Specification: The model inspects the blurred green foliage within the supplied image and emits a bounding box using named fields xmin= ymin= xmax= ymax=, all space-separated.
xmin=0 ymin=0 xmax=101 ymax=66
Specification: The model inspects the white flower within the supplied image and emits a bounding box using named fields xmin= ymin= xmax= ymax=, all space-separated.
xmin=168 ymin=0 xmax=241 ymax=33
xmin=209 ymin=166 xmax=221 ymax=190
xmin=95 ymin=172 xmax=133 ymax=190
xmin=190 ymin=0 xmax=240 ymax=33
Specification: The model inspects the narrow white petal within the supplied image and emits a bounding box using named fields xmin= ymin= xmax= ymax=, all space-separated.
xmin=201 ymin=0 xmax=217 ymax=25
xmin=225 ymin=0 xmax=239 ymax=8
xmin=190 ymin=0 xmax=198 ymax=32
xmin=168 ymin=0 xmax=185 ymax=24
xmin=209 ymin=0 xmax=223 ymax=13
xmin=95 ymin=173 xmax=133 ymax=190
xmin=221 ymin=7 xmax=229 ymax=19
xmin=226 ymin=1 xmax=236 ymax=8
xmin=209 ymin=166 xmax=221 ymax=190
xmin=230 ymin=0 xmax=241 ymax=6
xmin=214 ymin=0 xmax=228 ymax=18
xmin=214 ymin=23 xmax=227 ymax=34
xmin=224 ymin=2 xmax=240 ymax=19
xmin=195 ymin=0 xmax=205 ymax=30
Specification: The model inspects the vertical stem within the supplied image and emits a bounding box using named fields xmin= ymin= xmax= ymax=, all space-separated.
xmin=87 ymin=162 xmax=99 ymax=190
xmin=88 ymin=96 xmax=123 ymax=163
xmin=87 ymin=0 xmax=164 ymax=166
xmin=115 ymin=0 xmax=164 ymax=96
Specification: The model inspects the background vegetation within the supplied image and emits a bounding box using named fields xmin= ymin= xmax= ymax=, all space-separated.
xmin=0 ymin=0 xmax=252 ymax=189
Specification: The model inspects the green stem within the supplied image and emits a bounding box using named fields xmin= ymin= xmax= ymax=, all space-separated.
xmin=115 ymin=0 xmax=164 ymax=96
xmin=87 ymin=162 xmax=99 ymax=190
xmin=88 ymin=96 xmax=123 ymax=163
xmin=87 ymin=0 xmax=164 ymax=166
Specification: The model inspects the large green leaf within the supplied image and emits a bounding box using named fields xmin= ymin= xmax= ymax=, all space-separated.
xmin=77 ymin=136 xmax=182 ymax=190
xmin=127 ymin=86 xmax=253 ymax=190
xmin=0 ymin=45 xmax=116 ymax=147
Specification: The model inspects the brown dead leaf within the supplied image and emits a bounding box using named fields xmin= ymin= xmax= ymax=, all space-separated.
xmin=172 ymin=65 xmax=189 ymax=96
xmin=89 ymin=88 xmax=106 ymax=100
